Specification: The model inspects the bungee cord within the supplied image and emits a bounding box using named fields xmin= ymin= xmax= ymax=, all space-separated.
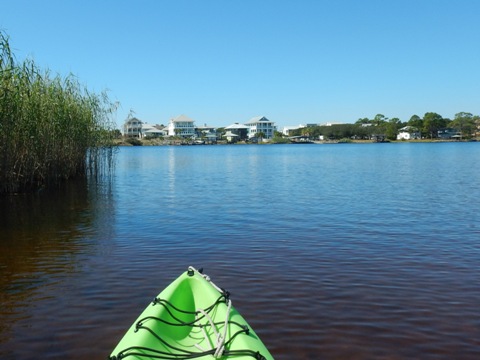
xmin=109 ymin=267 xmax=267 ymax=360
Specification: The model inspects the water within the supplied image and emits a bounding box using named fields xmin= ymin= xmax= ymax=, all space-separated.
xmin=1 ymin=143 xmax=480 ymax=359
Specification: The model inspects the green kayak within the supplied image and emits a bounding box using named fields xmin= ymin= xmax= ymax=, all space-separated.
xmin=109 ymin=266 xmax=274 ymax=360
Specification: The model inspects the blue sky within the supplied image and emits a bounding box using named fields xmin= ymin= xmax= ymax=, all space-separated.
xmin=2 ymin=0 xmax=479 ymax=130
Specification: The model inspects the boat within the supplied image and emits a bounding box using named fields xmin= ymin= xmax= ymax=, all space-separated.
xmin=109 ymin=266 xmax=274 ymax=360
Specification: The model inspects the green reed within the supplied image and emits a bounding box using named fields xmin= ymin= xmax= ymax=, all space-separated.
xmin=0 ymin=32 xmax=117 ymax=193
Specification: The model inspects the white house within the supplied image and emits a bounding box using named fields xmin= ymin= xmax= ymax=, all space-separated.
xmin=225 ymin=123 xmax=249 ymax=141
xmin=397 ymin=126 xmax=421 ymax=140
xmin=438 ymin=128 xmax=460 ymax=139
xmin=168 ymin=114 xmax=196 ymax=137
xmin=245 ymin=116 xmax=276 ymax=139
xmin=123 ymin=117 xmax=143 ymax=138
xmin=223 ymin=131 xmax=240 ymax=143
xmin=142 ymin=124 xmax=168 ymax=138
xmin=195 ymin=125 xmax=216 ymax=137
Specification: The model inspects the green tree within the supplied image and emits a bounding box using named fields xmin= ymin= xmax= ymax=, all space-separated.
xmin=451 ymin=112 xmax=476 ymax=138
xmin=373 ymin=114 xmax=388 ymax=126
xmin=353 ymin=124 xmax=371 ymax=139
xmin=355 ymin=117 xmax=370 ymax=125
xmin=406 ymin=115 xmax=423 ymax=138
xmin=216 ymin=127 xmax=226 ymax=138
xmin=407 ymin=115 xmax=422 ymax=128
xmin=422 ymin=112 xmax=445 ymax=139
xmin=111 ymin=129 xmax=122 ymax=139
xmin=386 ymin=118 xmax=400 ymax=140
xmin=300 ymin=127 xmax=311 ymax=137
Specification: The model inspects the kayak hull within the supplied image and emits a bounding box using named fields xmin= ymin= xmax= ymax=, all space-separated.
xmin=109 ymin=267 xmax=273 ymax=359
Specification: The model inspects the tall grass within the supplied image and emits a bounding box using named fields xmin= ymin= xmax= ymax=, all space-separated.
xmin=0 ymin=32 xmax=117 ymax=194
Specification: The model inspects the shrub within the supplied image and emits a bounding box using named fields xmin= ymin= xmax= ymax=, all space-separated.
xmin=125 ymin=137 xmax=143 ymax=146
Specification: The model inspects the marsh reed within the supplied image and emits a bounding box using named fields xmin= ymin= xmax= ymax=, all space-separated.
xmin=0 ymin=32 xmax=117 ymax=194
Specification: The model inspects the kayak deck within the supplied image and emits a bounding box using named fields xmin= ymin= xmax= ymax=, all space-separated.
xmin=109 ymin=267 xmax=273 ymax=359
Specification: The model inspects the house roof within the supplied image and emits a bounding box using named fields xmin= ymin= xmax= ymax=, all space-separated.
xmin=171 ymin=114 xmax=194 ymax=123
xmin=141 ymin=123 xmax=156 ymax=130
xmin=399 ymin=125 xmax=419 ymax=132
xmin=225 ymin=123 xmax=248 ymax=129
xmin=224 ymin=131 xmax=239 ymax=137
xmin=245 ymin=116 xmax=273 ymax=125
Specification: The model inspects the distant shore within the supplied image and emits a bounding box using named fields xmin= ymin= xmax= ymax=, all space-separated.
xmin=115 ymin=137 xmax=478 ymax=146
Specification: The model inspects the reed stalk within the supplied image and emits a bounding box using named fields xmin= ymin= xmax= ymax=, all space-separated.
xmin=0 ymin=31 xmax=117 ymax=193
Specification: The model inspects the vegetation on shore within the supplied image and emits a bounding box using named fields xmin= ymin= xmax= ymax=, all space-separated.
xmin=119 ymin=112 xmax=479 ymax=146
xmin=0 ymin=32 xmax=117 ymax=194
xmin=289 ymin=113 xmax=480 ymax=141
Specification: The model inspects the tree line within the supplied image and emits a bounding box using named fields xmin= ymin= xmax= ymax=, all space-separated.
xmin=288 ymin=112 xmax=480 ymax=141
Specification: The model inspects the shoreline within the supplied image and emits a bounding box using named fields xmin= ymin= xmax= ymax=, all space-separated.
xmin=115 ymin=138 xmax=479 ymax=146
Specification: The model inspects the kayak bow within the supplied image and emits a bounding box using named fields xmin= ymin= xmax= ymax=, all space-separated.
xmin=109 ymin=266 xmax=274 ymax=359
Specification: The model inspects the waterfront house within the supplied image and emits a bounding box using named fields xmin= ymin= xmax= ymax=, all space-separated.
xmin=371 ymin=134 xmax=387 ymax=142
xmin=195 ymin=125 xmax=217 ymax=138
xmin=245 ymin=116 xmax=276 ymax=139
xmin=438 ymin=128 xmax=461 ymax=139
xmin=195 ymin=125 xmax=218 ymax=143
xmin=142 ymin=124 xmax=168 ymax=138
xmin=123 ymin=117 xmax=143 ymax=138
xmin=223 ymin=131 xmax=240 ymax=143
xmin=168 ymin=114 xmax=196 ymax=138
xmin=397 ymin=126 xmax=421 ymax=140
xmin=225 ymin=123 xmax=249 ymax=141
xmin=203 ymin=132 xmax=218 ymax=143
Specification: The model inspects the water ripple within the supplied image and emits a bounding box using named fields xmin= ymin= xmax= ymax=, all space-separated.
xmin=1 ymin=143 xmax=480 ymax=359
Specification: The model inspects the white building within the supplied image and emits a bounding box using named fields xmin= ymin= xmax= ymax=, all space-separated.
xmin=397 ymin=126 xmax=421 ymax=140
xmin=123 ymin=117 xmax=143 ymax=138
xmin=168 ymin=114 xmax=196 ymax=137
xmin=245 ymin=116 xmax=276 ymax=139
xmin=225 ymin=123 xmax=249 ymax=141
xmin=142 ymin=124 xmax=168 ymax=138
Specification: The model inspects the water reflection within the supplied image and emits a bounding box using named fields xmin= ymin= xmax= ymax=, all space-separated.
xmin=0 ymin=177 xmax=114 ymax=358
xmin=1 ymin=144 xmax=480 ymax=359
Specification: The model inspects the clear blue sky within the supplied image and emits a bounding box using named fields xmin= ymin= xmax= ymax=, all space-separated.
xmin=2 ymin=0 xmax=479 ymax=130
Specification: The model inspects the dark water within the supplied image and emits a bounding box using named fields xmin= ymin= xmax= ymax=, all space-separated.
xmin=1 ymin=143 xmax=480 ymax=359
